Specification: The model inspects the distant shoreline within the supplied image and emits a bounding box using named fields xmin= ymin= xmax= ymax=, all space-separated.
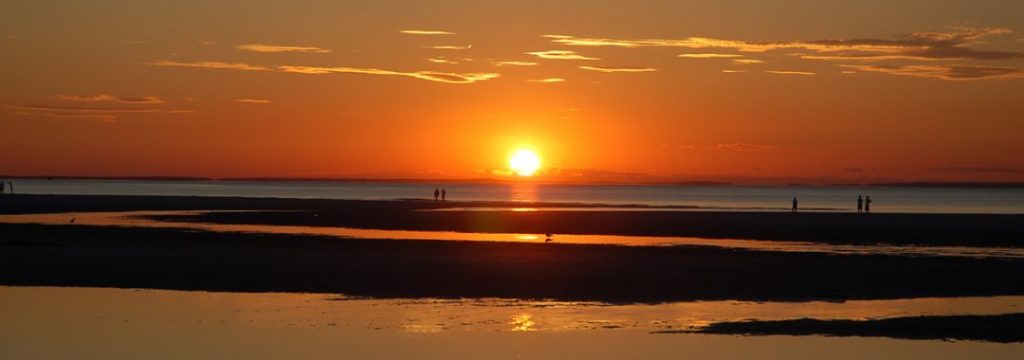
xmin=2 ymin=194 xmax=1023 ymax=246
xmin=1 ymin=176 xmax=1023 ymax=188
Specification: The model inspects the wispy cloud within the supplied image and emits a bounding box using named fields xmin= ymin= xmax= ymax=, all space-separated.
xmin=424 ymin=45 xmax=471 ymax=50
xmin=146 ymin=60 xmax=272 ymax=71
xmin=766 ymin=70 xmax=816 ymax=76
xmin=493 ymin=61 xmax=538 ymax=66
xmin=237 ymin=44 xmax=331 ymax=53
xmin=545 ymin=28 xmax=1021 ymax=60
xmin=427 ymin=56 xmax=472 ymax=65
xmin=732 ymin=59 xmax=764 ymax=65
xmin=841 ymin=64 xmax=1024 ymax=80
xmin=277 ymin=65 xmax=499 ymax=84
xmin=400 ymin=30 xmax=455 ymax=35
xmin=149 ymin=59 xmax=500 ymax=84
xmin=526 ymin=50 xmax=599 ymax=60
xmin=234 ymin=98 xmax=271 ymax=104
xmin=9 ymin=104 xmax=162 ymax=122
xmin=578 ymin=65 xmax=657 ymax=73
xmin=58 ymin=94 xmax=164 ymax=104
xmin=527 ymin=78 xmax=565 ymax=83
xmin=546 ymin=27 xmax=1024 ymax=80
xmin=682 ymin=143 xmax=776 ymax=151
xmin=678 ymin=53 xmax=743 ymax=58
xmin=721 ymin=70 xmax=745 ymax=73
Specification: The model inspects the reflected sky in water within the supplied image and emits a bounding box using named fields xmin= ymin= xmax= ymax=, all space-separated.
xmin=2 ymin=210 xmax=1023 ymax=260
xmin=2 ymin=287 xmax=1022 ymax=359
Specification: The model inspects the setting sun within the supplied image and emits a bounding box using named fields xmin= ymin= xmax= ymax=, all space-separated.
xmin=510 ymin=150 xmax=541 ymax=177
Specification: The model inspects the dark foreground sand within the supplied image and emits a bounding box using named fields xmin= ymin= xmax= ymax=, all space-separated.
xmin=3 ymin=222 xmax=1024 ymax=303
xmin=3 ymin=194 xmax=1024 ymax=246
xmin=669 ymin=313 xmax=1024 ymax=343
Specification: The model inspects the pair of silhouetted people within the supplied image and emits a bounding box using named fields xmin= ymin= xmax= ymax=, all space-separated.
xmin=0 ymin=180 xmax=9 ymax=195
xmin=433 ymin=187 xmax=447 ymax=201
xmin=857 ymin=195 xmax=872 ymax=213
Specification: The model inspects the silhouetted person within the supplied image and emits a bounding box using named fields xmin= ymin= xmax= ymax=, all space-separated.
xmin=865 ymin=196 xmax=872 ymax=213
xmin=7 ymin=181 xmax=12 ymax=194
xmin=791 ymin=197 xmax=798 ymax=212
xmin=441 ymin=188 xmax=446 ymax=201
xmin=0 ymin=180 xmax=4 ymax=194
xmin=857 ymin=195 xmax=863 ymax=213
xmin=433 ymin=188 xmax=439 ymax=201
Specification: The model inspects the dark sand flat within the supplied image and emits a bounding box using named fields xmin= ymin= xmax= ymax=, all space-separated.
xmin=668 ymin=313 xmax=1024 ymax=343
xmin=3 ymin=223 xmax=1024 ymax=303
xmin=3 ymin=194 xmax=1024 ymax=246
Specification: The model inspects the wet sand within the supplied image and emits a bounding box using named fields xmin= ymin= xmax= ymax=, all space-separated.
xmin=677 ymin=313 xmax=1024 ymax=343
xmin=3 ymin=223 xmax=1024 ymax=303
xmin=3 ymin=194 xmax=1024 ymax=246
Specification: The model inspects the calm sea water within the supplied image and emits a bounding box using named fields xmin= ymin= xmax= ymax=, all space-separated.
xmin=7 ymin=179 xmax=1024 ymax=214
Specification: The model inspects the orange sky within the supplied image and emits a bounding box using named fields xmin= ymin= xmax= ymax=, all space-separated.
xmin=2 ymin=0 xmax=1023 ymax=183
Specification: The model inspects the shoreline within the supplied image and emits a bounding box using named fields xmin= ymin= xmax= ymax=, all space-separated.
xmin=2 ymin=194 xmax=1023 ymax=246
xmin=3 ymin=222 xmax=1024 ymax=303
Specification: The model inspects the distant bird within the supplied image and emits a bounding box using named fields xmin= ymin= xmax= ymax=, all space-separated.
xmin=69 ymin=217 xmax=75 ymax=223
xmin=545 ymin=233 xmax=553 ymax=242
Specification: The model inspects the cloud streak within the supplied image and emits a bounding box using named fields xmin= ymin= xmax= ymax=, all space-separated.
xmin=234 ymin=98 xmax=271 ymax=104
xmin=526 ymin=50 xmax=599 ymax=60
xmin=578 ymin=66 xmax=657 ymax=73
xmin=237 ymin=44 xmax=331 ymax=53
xmin=58 ymin=94 xmax=164 ymax=104
xmin=146 ymin=60 xmax=272 ymax=71
xmin=841 ymin=64 xmax=1024 ymax=80
xmin=148 ymin=60 xmax=500 ymax=84
xmin=527 ymin=78 xmax=565 ymax=83
xmin=277 ymin=65 xmax=499 ymax=84
xmin=546 ymin=27 xmax=1024 ymax=80
xmin=400 ymin=30 xmax=455 ymax=35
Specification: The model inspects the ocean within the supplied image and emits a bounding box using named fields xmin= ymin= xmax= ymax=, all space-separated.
xmin=5 ymin=179 xmax=1024 ymax=214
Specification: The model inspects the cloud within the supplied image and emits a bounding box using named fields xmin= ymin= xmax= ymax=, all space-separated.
xmin=424 ymin=45 xmax=471 ymax=50
xmin=146 ymin=60 xmax=271 ymax=71
xmin=149 ymin=60 xmax=499 ymax=84
xmin=200 ymin=40 xmax=218 ymax=46
xmin=682 ymin=143 xmax=776 ymax=151
xmin=9 ymin=104 xmax=162 ymax=122
xmin=277 ymin=65 xmax=499 ymax=84
xmin=578 ymin=65 xmax=657 ymax=73
xmin=678 ymin=53 xmax=744 ymax=58
xmin=400 ymin=30 xmax=455 ymax=35
xmin=545 ymin=28 xmax=1022 ymax=61
xmin=234 ymin=98 xmax=270 ymax=104
xmin=58 ymin=94 xmax=164 ymax=104
xmin=841 ymin=64 xmax=1024 ymax=80
xmin=236 ymin=44 xmax=331 ymax=53
xmin=732 ymin=59 xmax=764 ymax=65
xmin=527 ymin=78 xmax=565 ymax=83
xmin=11 ymin=105 xmax=160 ymax=113
xmin=427 ymin=56 xmax=472 ymax=65
xmin=546 ymin=27 xmax=1024 ymax=80
xmin=526 ymin=50 xmax=599 ymax=60
xmin=766 ymin=70 xmax=816 ymax=76
xmin=493 ymin=61 xmax=538 ymax=66
xmin=721 ymin=70 xmax=745 ymax=73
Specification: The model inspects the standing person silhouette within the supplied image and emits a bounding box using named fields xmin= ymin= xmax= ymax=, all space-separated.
xmin=791 ymin=197 xmax=798 ymax=213
xmin=0 ymin=180 xmax=5 ymax=194
xmin=441 ymin=188 xmax=446 ymax=201
xmin=857 ymin=195 xmax=863 ymax=213
xmin=433 ymin=188 xmax=439 ymax=201
xmin=865 ymin=196 xmax=872 ymax=214
xmin=7 ymin=181 xmax=12 ymax=194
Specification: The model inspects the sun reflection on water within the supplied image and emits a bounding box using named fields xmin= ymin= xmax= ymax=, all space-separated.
xmin=510 ymin=313 xmax=536 ymax=331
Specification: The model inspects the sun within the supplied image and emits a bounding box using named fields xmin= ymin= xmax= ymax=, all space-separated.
xmin=509 ymin=149 xmax=541 ymax=176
